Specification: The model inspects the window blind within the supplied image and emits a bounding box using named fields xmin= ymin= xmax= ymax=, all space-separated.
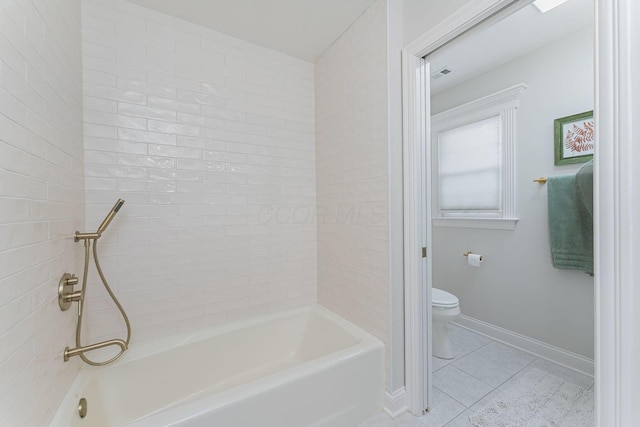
xmin=437 ymin=115 xmax=501 ymax=212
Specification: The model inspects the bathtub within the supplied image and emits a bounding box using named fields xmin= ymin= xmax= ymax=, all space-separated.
xmin=51 ymin=304 xmax=384 ymax=426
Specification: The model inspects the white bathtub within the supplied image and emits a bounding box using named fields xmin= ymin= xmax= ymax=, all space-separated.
xmin=51 ymin=304 xmax=384 ymax=427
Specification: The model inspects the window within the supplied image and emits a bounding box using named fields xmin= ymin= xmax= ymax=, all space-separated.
xmin=431 ymin=84 xmax=527 ymax=229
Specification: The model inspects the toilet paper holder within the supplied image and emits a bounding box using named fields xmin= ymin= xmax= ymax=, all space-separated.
xmin=463 ymin=251 xmax=483 ymax=260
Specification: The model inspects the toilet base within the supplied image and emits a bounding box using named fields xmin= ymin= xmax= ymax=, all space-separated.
xmin=433 ymin=321 xmax=454 ymax=359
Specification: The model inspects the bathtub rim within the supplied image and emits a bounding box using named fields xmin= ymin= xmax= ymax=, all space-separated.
xmin=96 ymin=304 xmax=376 ymax=366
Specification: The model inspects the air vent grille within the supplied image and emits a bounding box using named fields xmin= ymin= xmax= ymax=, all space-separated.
xmin=431 ymin=67 xmax=453 ymax=80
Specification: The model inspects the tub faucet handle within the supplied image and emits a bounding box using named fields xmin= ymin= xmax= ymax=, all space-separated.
xmin=65 ymin=290 xmax=83 ymax=302
xmin=64 ymin=275 xmax=79 ymax=287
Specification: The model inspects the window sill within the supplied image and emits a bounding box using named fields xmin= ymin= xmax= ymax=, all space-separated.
xmin=432 ymin=217 xmax=519 ymax=230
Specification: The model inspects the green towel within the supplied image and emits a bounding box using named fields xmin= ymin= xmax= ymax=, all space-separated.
xmin=547 ymin=170 xmax=593 ymax=275
xmin=575 ymin=160 xmax=593 ymax=220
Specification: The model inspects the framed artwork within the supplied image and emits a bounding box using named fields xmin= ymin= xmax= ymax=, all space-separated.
xmin=554 ymin=110 xmax=594 ymax=165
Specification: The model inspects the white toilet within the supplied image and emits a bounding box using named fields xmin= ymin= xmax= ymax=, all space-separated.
xmin=432 ymin=288 xmax=461 ymax=359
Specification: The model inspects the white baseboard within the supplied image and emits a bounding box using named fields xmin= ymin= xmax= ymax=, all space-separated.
xmin=384 ymin=387 xmax=407 ymax=419
xmin=454 ymin=314 xmax=594 ymax=377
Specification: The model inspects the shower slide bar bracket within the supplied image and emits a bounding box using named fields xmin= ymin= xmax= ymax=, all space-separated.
xmin=74 ymin=232 xmax=101 ymax=241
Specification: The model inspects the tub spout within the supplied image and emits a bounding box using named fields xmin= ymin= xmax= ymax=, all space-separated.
xmin=64 ymin=339 xmax=128 ymax=362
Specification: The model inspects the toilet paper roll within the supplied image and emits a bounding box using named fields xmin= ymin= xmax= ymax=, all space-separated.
xmin=468 ymin=253 xmax=483 ymax=267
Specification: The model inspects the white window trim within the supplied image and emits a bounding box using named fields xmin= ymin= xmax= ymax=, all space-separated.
xmin=431 ymin=83 xmax=527 ymax=230
xmin=432 ymin=217 xmax=518 ymax=230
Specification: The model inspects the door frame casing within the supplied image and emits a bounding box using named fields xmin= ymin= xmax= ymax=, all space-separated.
xmin=593 ymin=0 xmax=640 ymax=424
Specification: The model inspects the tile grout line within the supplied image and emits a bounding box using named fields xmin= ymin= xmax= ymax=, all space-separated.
xmin=434 ymin=336 xmax=542 ymax=411
xmin=456 ymin=352 xmax=541 ymax=391
xmin=433 ymin=384 xmax=468 ymax=409
xmin=467 ymin=356 xmax=541 ymax=414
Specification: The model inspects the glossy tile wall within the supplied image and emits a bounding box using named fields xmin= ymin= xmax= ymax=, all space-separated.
xmin=0 ymin=0 xmax=84 ymax=424
xmin=315 ymin=0 xmax=391 ymax=386
xmin=81 ymin=0 xmax=316 ymax=344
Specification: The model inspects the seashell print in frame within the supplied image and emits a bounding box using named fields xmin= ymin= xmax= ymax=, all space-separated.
xmin=554 ymin=110 xmax=594 ymax=165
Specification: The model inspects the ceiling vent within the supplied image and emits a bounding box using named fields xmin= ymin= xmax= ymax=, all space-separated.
xmin=431 ymin=67 xmax=453 ymax=80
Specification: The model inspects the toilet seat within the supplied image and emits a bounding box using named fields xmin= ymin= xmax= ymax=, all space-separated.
xmin=432 ymin=288 xmax=459 ymax=308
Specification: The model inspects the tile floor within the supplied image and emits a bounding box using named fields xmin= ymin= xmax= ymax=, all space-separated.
xmin=360 ymin=324 xmax=594 ymax=427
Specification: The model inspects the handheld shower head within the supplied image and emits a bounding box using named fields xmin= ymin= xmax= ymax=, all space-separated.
xmin=96 ymin=199 xmax=125 ymax=234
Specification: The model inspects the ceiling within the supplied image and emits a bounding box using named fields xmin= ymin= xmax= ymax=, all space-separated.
xmin=428 ymin=0 xmax=593 ymax=94
xmin=125 ymin=0 xmax=378 ymax=62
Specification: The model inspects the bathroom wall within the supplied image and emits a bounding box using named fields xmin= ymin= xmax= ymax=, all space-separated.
xmin=81 ymin=0 xmax=316 ymax=344
xmin=431 ymin=28 xmax=594 ymax=358
xmin=403 ymin=0 xmax=474 ymax=45
xmin=315 ymin=0 xmax=391 ymax=386
xmin=0 ymin=0 xmax=84 ymax=424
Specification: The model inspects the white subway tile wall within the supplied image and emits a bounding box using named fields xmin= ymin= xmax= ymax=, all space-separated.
xmin=0 ymin=0 xmax=84 ymax=424
xmin=315 ymin=0 xmax=391 ymax=386
xmin=81 ymin=0 xmax=317 ymax=345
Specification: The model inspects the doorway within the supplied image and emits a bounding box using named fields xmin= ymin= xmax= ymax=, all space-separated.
xmin=401 ymin=0 xmax=607 ymax=423
xmin=426 ymin=2 xmax=595 ymax=423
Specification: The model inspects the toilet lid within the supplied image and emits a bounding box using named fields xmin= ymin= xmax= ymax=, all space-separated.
xmin=432 ymin=288 xmax=459 ymax=308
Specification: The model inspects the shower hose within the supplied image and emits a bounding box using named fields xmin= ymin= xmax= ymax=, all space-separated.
xmin=75 ymin=238 xmax=132 ymax=366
